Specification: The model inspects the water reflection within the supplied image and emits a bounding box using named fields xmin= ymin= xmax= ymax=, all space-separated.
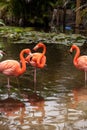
xmin=21 ymin=92 xmax=45 ymax=124
xmin=72 ymin=86 xmax=87 ymax=109
xmin=0 ymin=41 xmax=87 ymax=129
xmin=0 ymin=97 xmax=25 ymax=118
xmin=0 ymin=94 xmax=25 ymax=129
xmin=0 ymin=89 xmax=46 ymax=129
xmin=69 ymin=86 xmax=87 ymax=130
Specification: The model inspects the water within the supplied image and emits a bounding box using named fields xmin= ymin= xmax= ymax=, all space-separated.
xmin=0 ymin=40 xmax=87 ymax=130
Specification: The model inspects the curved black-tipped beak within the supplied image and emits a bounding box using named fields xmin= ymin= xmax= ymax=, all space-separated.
xmin=2 ymin=51 xmax=6 ymax=55
xmin=70 ymin=51 xmax=72 ymax=54
xmin=0 ymin=50 xmax=6 ymax=55
xmin=69 ymin=47 xmax=73 ymax=54
xmin=33 ymin=45 xmax=38 ymax=51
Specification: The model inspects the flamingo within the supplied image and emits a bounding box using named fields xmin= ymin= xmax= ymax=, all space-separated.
xmin=0 ymin=50 xmax=5 ymax=60
xmin=0 ymin=48 xmax=31 ymax=88
xmin=70 ymin=44 xmax=87 ymax=83
xmin=0 ymin=97 xmax=25 ymax=124
xmin=25 ymin=42 xmax=46 ymax=88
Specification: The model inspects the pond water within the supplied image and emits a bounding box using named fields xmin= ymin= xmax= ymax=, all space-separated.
xmin=0 ymin=39 xmax=87 ymax=130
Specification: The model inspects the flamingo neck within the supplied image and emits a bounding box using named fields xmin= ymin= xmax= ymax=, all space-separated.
xmin=38 ymin=44 xmax=46 ymax=55
xmin=42 ymin=45 xmax=46 ymax=55
xmin=73 ymin=46 xmax=80 ymax=66
xmin=19 ymin=50 xmax=27 ymax=75
xmin=38 ymin=56 xmax=46 ymax=68
xmin=37 ymin=44 xmax=46 ymax=68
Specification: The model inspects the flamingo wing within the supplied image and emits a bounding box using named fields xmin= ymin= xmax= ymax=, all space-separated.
xmin=77 ymin=56 xmax=87 ymax=70
xmin=0 ymin=60 xmax=20 ymax=76
xmin=30 ymin=53 xmax=46 ymax=68
xmin=37 ymin=55 xmax=46 ymax=68
xmin=28 ymin=53 xmax=41 ymax=67
xmin=25 ymin=52 xmax=46 ymax=68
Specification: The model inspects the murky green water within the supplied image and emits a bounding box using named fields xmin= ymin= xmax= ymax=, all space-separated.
xmin=0 ymin=40 xmax=87 ymax=130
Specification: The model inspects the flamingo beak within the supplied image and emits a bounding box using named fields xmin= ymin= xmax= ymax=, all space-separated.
xmin=0 ymin=50 xmax=6 ymax=60
xmin=0 ymin=50 xmax=6 ymax=55
xmin=0 ymin=51 xmax=6 ymax=57
xmin=24 ymin=52 xmax=33 ymax=64
xmin=33 ymin=45 xmax=38 ymax=51
xmin=2 ymin=51 xmax=6 ymax=55
xmin=69 ymin=48 xmax=73 ymax=54
xmin=29 ymin=52 xmax=33 ymax=61
xmin=29 ymin=52 xmax=33 ymax=56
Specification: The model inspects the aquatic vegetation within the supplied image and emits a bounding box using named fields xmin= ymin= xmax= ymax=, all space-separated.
xmin=0 ymin=26 xmax=86 ymax=46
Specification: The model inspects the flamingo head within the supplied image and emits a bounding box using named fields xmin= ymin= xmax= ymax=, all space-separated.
xmin=0 ymin=50 xmax=6 ymax=55
xmin=20 ymin=49 xmax=32 ymax=63
xmin=70 ymin=47 xmax=73 ymax=54
xmin=33 ymin=42 xmax=44 ymax=51
xmin=24 ymin=49 xmax=31 ymax=55
xmin=70 ymin=44 xmax=77 ymax=54
xmin=0 ymin=50 xmax=6 ymax=60
xmin=24 ymin=52 xmax=33 ymax=64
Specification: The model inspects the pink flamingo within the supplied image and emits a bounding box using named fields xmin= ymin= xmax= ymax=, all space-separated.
xmin=70 ymin=44 xmax=87 ymax=83
xmin=0 ymin=48 xmax=31 ymax=88
xmin=0 ymin=50 xmax=5 ymax=60
xmin=25 ymin=42 xmax=46 ymax=88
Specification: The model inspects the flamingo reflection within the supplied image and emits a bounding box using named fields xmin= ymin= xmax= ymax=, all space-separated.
xmin=0 ymin=97 xmax=25 ymax=124
xmin=22 ymin=92 xmax=45 ymax=123
xmin=71 ymin=87 xmax=87 ymax=108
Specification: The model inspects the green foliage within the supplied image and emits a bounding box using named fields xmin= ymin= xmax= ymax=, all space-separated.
xmin=0 ymin=0 xmax=67 ymax=26
xmin=0 ymin=26 xmax=86 ymax=45
xmin=81 ymin=8 xmax=87 ymax=17
xmin=0 ymin=1 xmax=8 ymax=11
xmin=0 ymin=0 xmax=86 ymax=28
xmin=80 ymin=8 xmax=87 ymax=27
xmin=0 ymin=19 xmax=5 ymax=26
xmin=9 ymin=0 xmax=27 ymax=18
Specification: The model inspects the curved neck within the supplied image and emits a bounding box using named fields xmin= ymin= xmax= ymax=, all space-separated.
xmin=38 ymin=56 xmax=46 ymax=68
xmin=19 ymin=50 xmax=26 ymax=75
xmin=39 ymin=44 xmax=46 ymax=55
xmin=73 ymin=46 xmax=80 ymax=66
xmin=37 ymin=45 xmax=46 ymax=68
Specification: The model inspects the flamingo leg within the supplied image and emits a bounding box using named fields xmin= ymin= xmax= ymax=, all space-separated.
xmin=34 ymin=67 xmax=36 ymax=92
xmin=85 ymin=71 xmax=87 ymax=87
xmin=6 ymin=77 xmax=12 ymax=89
xmin=8 ymin=77 xmax=10 ymax=86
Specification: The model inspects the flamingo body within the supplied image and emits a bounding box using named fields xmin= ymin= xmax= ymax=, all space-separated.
xmin=70 ymin=44 xmax=87 ymax=82
xmin=26 ymin=53 xmax=46 ymax=68
xmin=0 ymin=60 xmax=23 ymax=76
xmin=70 ymin=45 xmax=87 ymax=71
xmin=76 ymin=56 xmax=87 ymax=71
xmin=0 ymin=49 xmax=31 ymax=87
xmin=25 ymin=42 xmax=46 ymax=68
xmin=25 ymin=42 xmax=46 ymax=89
